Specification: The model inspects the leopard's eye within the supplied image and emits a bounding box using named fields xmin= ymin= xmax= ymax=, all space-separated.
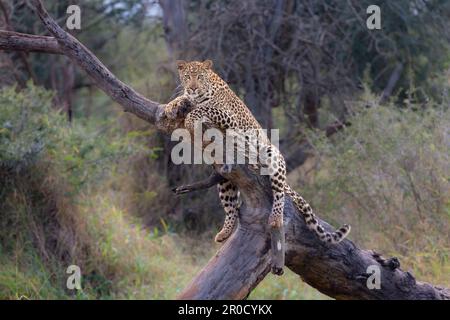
xmin=198 ymin=74 xmax=204 ymax=80
xmin=183 ymin=74 xmax=190 ymax=80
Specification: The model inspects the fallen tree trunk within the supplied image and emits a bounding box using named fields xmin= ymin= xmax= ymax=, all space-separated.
xmin=0 ymin=0 xmax=448 ymax=300
xmin=176 ymin=167 xmax=450 ymax=300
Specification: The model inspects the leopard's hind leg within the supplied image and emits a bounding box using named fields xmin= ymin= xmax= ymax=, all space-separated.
xmin=265 ymin=147 xmax=287 ymax=229
xmin=215 ymin=180 xmax=240 ymax=243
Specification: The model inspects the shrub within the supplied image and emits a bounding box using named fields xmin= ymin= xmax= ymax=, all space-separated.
xmin=0 ymin=84 xmax=160 ymax=299
xmin=294 ymin=91 xmax=450 ymax=284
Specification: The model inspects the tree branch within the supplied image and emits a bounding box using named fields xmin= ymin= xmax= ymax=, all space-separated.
xmin=0 ymin=30 xmax=62 ymax=54
xmin=0 ymin=0 xmax=447 ymax=300
xmin=29 ymin=0 xmax=165 ymax=126
xmin=172 ymin=171 xmax=226 ymax=195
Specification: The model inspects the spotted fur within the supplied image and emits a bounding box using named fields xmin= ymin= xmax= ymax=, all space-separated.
xmin=166 ymin=60 xmax=350 ymax=244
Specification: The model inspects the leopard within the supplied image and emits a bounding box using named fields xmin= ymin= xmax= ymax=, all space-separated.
xmin=165 ymin=60 xmax=351 ymax=245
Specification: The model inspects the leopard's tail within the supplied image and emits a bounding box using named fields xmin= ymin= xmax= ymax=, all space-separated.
xmin=285 ymin=185 xmax=350 ymax=244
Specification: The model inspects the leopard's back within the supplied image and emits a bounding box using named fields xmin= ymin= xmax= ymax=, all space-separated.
xmin=208 ymin=77 xmax=262 ymax=131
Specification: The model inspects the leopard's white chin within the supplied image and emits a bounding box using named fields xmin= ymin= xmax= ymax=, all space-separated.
xmin=187 ymin=93 xmax=206 ymax=103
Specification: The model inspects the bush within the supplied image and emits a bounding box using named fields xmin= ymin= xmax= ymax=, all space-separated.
xmin=0 ymin=84 xmax=174 ymax=299
xmin=294 ymin=91 xmax=450 ymax=285
xmin=0 ymin=84 xmax=146 ymax=188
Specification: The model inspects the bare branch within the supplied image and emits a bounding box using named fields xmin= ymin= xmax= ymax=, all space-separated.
xmin=0 ymin=30 xmax=62 ymax=54
xmin=30 ymin=0 xmax=163 ymax=125
xmin=172 ymin=171 xmax=226 ymax=195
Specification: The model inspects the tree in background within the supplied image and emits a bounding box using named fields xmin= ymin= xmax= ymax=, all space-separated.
xmin=2 ymin=0 xmax=450 ymax=231
xmin=0 ymin=0 xmax=156 ymax=120
xmin=4 ymin=0 xmax=450 ymax=128
xmin=163 ymin=0 xmax=450 ymax=151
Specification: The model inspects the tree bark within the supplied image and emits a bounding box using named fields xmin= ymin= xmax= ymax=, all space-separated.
xmin=0 ymin=30 xmax=62 ymax=54
xmin=159 ymin=0 xmax=187 ymax=60
xmin=0 ymin=0 xmax=448 ymax=300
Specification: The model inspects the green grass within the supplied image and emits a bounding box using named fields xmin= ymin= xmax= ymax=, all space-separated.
xmin=250 ymin=270 xmax=329 ymax=300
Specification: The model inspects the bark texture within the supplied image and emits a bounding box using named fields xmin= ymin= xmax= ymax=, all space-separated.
xmin=0 ymin=30 xmax=62 ymax=54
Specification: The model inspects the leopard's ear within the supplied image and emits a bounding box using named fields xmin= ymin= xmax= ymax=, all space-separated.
xmin=176 ymin=60 xmax=187 ymax=70
xmin=202 ymin=59 xmax=213 ymax=69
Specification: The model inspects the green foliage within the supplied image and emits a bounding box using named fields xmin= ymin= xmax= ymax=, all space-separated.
xmin=297 ymin=91 xmax=450 ymax=284
xmin=250 ymin=270 xmax=329 ymax=300
xmin=0 ymin=84 xmax=224 ymax=300
xmin=352 ymin=0 xmax=450 ymax=98
xmin=0 ymin=84 xmax=59 ymax=170
xmin=0 ymin=84 xmax=160 ymax=300
xmin=0 ymin=84 xmax=146 ymax=191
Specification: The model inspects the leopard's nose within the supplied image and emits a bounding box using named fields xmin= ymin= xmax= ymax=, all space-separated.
xmin=188 ymin=87 xmax=199 ymax=95
xmin=189 ymin=83 xmax=198 ymax=91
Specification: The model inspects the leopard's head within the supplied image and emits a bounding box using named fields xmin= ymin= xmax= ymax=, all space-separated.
xmin=176 ymin=60 xmax=216 ymax=102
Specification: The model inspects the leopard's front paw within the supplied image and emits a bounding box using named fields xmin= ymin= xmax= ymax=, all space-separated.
xmin=164 ymin=105 xmax=178 ymax=120
xmin=164 ymin=96 xmax=193 ymax=120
